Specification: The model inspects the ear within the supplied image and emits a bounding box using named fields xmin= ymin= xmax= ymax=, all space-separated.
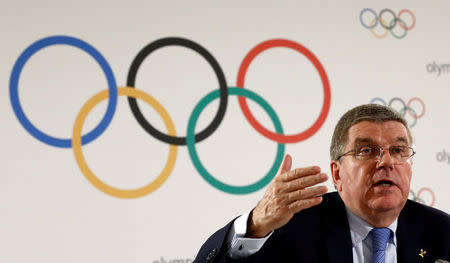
xmin=330 ymin=160 xmax=343 ymax=191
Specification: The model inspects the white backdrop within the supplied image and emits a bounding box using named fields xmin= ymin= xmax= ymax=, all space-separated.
xmin=1 ymin=0 xmax=449 ymax=262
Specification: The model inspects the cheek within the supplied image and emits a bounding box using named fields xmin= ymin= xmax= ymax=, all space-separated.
xmin=398 ymin=166 xmax=412 ymax=187
xmin=401 ymin=171 xmax=412 ymax=190
xmin=342 ymin=165 xmax=371 ymax=191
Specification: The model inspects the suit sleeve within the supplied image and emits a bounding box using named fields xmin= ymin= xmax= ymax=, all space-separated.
xmin=193 ymin=218 xmax=283 ymax=263
xmin=193 ymin=220 xmax=234 ymax=263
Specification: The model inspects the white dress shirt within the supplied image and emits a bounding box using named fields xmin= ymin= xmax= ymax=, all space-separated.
xmin=227 ymin=208 xmax=398 ymax=263
xmin=346 ymin=207 xmax=397 ymax=263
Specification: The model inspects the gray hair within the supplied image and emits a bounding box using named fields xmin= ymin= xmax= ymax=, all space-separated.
xmin=330 ymin=104 xmax=413 ymax=161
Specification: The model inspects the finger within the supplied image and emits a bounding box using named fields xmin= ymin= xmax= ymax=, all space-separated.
xmin=284 ymin=173 xmax=328 ymax=193
xmin=289 ymin=173 xmax=329 ymax=192
xmin=286 ymin=185 xmax=328 ymax=204
xmin=287 ymin=196 xmax=323 ymax=213
xmin=276 ymin=173 xmax=327 ymax=194
xmin=274 ymin=154 xmax=292 ymax=182
xmin=281 ymin=166 xmax=322 ymax=182
xmin=279 ymin=154 xmax=292 ymax=174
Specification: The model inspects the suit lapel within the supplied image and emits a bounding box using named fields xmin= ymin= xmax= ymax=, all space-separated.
xmin=396 ymin=200 xmax=427 ymax=263
xmin=323 ymin=193 xmax=354 ymax=263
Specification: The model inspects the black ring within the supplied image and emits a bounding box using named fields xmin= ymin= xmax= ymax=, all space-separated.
xmin=126 ymin=37 xmax=228 ymax=145
xmin=379 ymin=8 xmax=397 ymax=30
xmin=388 ymin=97 xmax=407 ymax=117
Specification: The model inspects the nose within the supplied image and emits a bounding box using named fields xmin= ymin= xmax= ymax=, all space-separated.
xmin=376 ymin=148 xmax=395 ymax=169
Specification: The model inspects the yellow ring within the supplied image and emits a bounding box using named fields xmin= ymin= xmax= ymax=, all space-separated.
xmin=72 ymin=86 xmax=178 ymax=198
xmin=369 ymin=17 xmax=389 ymax=39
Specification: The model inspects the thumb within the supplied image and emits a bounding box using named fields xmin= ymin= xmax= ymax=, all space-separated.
xmin=278 ymin=154 xmax=292 ymax=174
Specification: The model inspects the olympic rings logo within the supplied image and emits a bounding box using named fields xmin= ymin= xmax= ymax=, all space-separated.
xmin=10 ymin=35 xmax=331 ymax=198
xmin=360 ymin=8 xmax=416 ymax=39
xmin=369 ymin=97 xmax=425 ymax=128
xmin=409 ymin=188 xmax=435 ymax=207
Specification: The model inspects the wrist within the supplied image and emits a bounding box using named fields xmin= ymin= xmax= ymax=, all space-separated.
xmin=245 ymin=210 xmax=270 ymax=238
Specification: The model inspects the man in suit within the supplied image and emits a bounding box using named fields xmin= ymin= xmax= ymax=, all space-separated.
xmin=194 ymin=104 xmax=450 ymax=263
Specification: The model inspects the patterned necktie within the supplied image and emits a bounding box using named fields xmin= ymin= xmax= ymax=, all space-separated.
xmin=370 ymin=228 xmax=391 ymax=263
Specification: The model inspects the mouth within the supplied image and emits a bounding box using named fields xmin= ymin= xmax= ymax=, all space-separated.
xmin=373 ymin=179 xmax=395 ymax=188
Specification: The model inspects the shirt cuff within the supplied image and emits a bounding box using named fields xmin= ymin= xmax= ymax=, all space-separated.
xmin=227 ymin=212 xmax=273 ymax=259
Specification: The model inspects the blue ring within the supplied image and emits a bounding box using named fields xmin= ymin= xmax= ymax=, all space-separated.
xmin=369 ymin=97 xmax=387 ymax=105
xmin=360 ymin=8 xmax=378 ymax=29
xmin=9 ymin=35 xmax=117 ymax=148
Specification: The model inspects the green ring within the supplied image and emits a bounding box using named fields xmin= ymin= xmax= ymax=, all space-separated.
xmin=187 ymin=87 xmax=285 ymax=194
xmin=409 ymin=189 xmax=417 ymax=200
xmin=417 ymin=197 xmax=426 ymax=204
xmin=389 ymin=18 xmax=408 ymax=39
xmin=399 ymin=106 xmax=417 ymax=128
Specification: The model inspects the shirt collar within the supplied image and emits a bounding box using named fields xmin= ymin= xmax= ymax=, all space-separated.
xmin=345 ymin=206 xmax=398 ymax=247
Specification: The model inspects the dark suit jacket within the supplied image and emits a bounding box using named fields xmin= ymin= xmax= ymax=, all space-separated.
xmin=194 ymin=192 xmax=450 ymax=263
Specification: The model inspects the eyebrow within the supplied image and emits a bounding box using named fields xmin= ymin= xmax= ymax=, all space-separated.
xmin=393 ymin=136 xmax=409 ymax=145
xmin=352 ymin=136 xmax=410 ymax=146
xmin=353 ymin=137 xmax=376 ymax=146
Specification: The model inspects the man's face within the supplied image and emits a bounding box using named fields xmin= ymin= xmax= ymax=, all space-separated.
xmin=331 ymin=121 xmax=413 ymax=224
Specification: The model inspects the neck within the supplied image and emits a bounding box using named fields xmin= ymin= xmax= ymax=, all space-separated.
xmin=340 ymin=193 xmax=404 ymax=228
xmin=356 ymin=208 xmax=399 ymax=227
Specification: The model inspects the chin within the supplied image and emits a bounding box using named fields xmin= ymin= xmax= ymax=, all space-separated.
xmin=369 ymin=195 xmax=406 ymax=212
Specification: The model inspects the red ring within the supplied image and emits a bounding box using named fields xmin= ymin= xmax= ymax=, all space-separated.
xmin=417 ymin=187 xmax=435 ymax=207
xmin=407 ymin=97 xmax=425 ymax=119
xmin=236 ymin=39 xmax=331 ymax=143
xmin=397 ymin=9 xmax=416 ymax=31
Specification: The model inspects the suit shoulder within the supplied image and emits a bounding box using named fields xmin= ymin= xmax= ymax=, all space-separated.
xmin=289 ymin=192 xmax=341 ymax=215
xmin=283 ymin=192 xmax=344 ymax=229
xmin=402 ymin=200 xmax=450 ymax=226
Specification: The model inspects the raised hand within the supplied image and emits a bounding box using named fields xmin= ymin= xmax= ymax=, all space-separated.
xmin=246 ymin=154 xmax=329 ymax=238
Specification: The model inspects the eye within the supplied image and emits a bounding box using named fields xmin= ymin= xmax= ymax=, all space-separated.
xmin=392 ymin=146 xmax=404 ymax=153
xmin=357 ymin=146 xmax=374 ymax=156
xmin=391 ymin=146 xmax=408 ymax=156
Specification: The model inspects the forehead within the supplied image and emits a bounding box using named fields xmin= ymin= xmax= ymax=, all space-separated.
xmin=346 ymin=121 xmax=410 ymax=146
